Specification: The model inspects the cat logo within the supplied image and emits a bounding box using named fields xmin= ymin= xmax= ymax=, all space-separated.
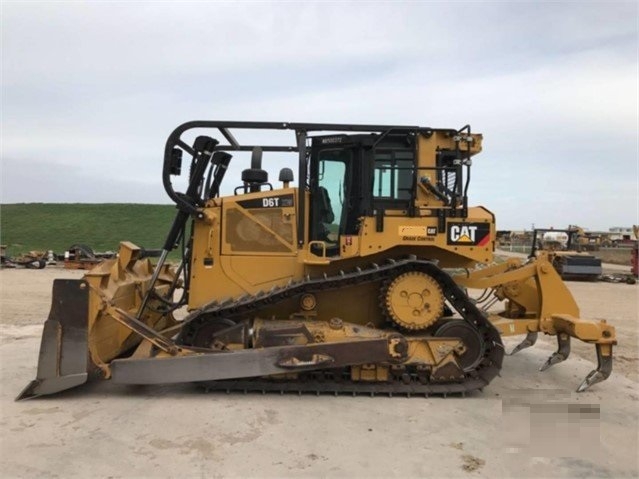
xmin=450 ymin=225 xmax=477 ymax=243
xmin=447 ymin=223 xmax=490 ymax=246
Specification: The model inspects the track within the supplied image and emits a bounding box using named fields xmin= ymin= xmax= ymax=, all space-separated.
xmin=178 ymin=257 xmax=504 ymax=395
xmin=200 ymin=369 xmax=489 ymax=397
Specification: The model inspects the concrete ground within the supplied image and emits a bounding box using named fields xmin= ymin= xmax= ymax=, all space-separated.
xmin=0 ymin=266 xmax=637 ymax=478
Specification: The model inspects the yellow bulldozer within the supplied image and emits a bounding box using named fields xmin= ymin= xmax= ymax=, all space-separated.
xmin=18 ymin=121 xmax=616 ymax=400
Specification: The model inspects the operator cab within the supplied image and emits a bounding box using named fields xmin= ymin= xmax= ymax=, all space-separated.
xmin=309 ymin=133 xmax=416 ymax=256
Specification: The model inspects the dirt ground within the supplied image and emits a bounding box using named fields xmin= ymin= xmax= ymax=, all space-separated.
xmin=0 ymin=265 xmax=637 ymax=478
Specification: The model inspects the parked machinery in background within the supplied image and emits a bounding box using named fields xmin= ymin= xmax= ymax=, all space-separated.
xmin=1 ymin=247 xmax=48 ymax=269
xmin=631 ymin=240 xmax=638 ymax=278
xmin=568 ymin=225 xmax=603 ymax=252
xmin=531 ymin=228 xmax=602 ymax=280
xmin=63 ymin=244 xmax=109 ymax=270
xmin=613 ymin=225 xmax=637 ymax=283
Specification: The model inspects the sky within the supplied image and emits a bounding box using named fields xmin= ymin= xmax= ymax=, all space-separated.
xmin=1 ymin=1 xmax=637 ymax=231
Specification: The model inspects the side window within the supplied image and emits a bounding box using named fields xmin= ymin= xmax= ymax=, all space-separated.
xmin=373 ymin=150 xmax=414 ymax=200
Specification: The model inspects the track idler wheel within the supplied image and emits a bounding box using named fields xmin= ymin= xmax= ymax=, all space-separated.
xmin=433 ymin=320 xmax=485 ymax=372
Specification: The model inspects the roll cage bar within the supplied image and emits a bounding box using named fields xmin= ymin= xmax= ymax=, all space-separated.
xmin=163 ymin=120 xmax=466 ymax=219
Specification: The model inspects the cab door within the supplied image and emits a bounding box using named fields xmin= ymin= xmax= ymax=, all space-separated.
xmin=309 ymin=136 xmax=373 ymax=251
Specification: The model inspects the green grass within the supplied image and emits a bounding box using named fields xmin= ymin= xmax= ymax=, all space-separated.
xmin=1 ymin=203 xmax=176 ymax=256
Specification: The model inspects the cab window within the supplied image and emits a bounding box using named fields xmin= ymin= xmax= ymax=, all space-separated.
xmin=373 ymin=150 xmax=414 ymax=201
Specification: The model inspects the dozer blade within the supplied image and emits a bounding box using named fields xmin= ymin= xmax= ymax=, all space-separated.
xmin=16 ymin=279 xmax=89 ymax=400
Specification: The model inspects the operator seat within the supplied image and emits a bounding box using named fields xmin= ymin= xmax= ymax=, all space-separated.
xmin=314 ymin=186 xmax=340 ymax=257
xmin=317 ymin=186 xmax=335 ymax=224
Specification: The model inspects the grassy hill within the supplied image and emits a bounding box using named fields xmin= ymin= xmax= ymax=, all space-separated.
xmin=1 ymin=203 xmax=176 ymax=256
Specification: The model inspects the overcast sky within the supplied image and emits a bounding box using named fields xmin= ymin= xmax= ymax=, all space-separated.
xmin=1 ymin=2 xmax=637 ymax=230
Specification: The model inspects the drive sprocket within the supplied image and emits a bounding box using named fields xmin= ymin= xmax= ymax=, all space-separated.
xmin=384 ymin=271 xmax=444 ymax=330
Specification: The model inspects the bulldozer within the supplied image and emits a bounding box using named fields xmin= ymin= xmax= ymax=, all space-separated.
xmin=531 ymin=228 xmax=603 ymax=281
xmin=18 ymin=121 xmax=616 ymax=400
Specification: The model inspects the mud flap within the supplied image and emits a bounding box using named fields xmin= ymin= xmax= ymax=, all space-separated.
xmin=16 ymin=279 xmax=89 ymax=400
